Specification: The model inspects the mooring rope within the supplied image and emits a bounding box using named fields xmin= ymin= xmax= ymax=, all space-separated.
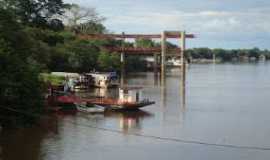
xmin=1 ymin=105 xmax=270 ymax=151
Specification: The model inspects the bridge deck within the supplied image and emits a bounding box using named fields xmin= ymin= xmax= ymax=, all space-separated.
xmin=78 ymin=33 xmax=195 ymax=40
xmin=104 ymin=47 xmax=182 ymax=54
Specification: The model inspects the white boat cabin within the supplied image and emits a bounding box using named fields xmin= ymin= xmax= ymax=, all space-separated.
xmin=86 ymin=72 xmax=118 ymax=88
xmin=167 ymin=58 xmax=181 ymax=66
xmin=119 ymin=87 xmax=143 ymax=103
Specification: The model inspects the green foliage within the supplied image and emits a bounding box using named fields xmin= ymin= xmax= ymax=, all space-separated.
xmin=59 ymin=31 xmax=76 ymax=42
xmin=135 ymin=38 xmax=156 ymax=48
xmin=26 ymin=27 xmax=65 ymax=46
xmin=48 ymin=43 xmax=71 ymax=72
xmin=3 ymin=0 xmax=68 ymax=29
xmin=248 ymin=48 xmax=260 ymax=58
xmin=0 ymin=8 xmax=43 ymax=126
xmin=0 ymin=0 xmax=73 ymax=127
xmin=212 ymin=49 xmax=230 ymax=61
xmin=126 ymin=56 xmax=147 ymax=72
xmin=40 ymin=73 xmax=65 ymax=85
xmin=97 ymin=51 xmax=120 ymax=72
xmin=67 ymin=40 xmax=100 ymax=72
xmin=187 ymin=48 xmax=270 ymax=62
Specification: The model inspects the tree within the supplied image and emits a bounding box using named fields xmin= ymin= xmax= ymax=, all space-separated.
xmin=125 ymin=56 xmax=147 ymax=72
xmin=48 ymin=43 xmax=71 ymax=72
xmin=74 ymin=21 xmax=106 ymax=34
xmin=67 ymin=40 xmax=100 ymax=72
xmin=3 ymin=0 xmax=67 ymax=29
xmin=97 ymin=51 xmax=120 ymax=72
xmin=213 ymin=49 xmax=226 ymax=60
xmin=61 ymin=4 xmax=107 ymax=34
xmin=0 ymin=8 xmax=43 ymax=126
xmin=248 ymin=48 xmax=260 ymax=58
xmin=62 ymin=4 xmax=105 ymax=27
xmin=135 ymin=38 xmax=156 ymax=48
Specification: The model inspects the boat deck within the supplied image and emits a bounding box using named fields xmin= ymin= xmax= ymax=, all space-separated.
xmin=56 ymin=95 xmax=155 ymax=110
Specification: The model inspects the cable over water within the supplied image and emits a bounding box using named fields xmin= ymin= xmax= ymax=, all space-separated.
xmin=1 ymin=105 xmax=270 ymax=151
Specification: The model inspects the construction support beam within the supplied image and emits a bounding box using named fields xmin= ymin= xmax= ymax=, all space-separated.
xmin=120 ymin=32 xmax=126 ymax=87
xmin=161 ymin=31 xmax=167 ymax=86
xmin=180 ymin=31 xmax=186 ymax=109
xmin=180 ymin=31 xmax=186 ymax=87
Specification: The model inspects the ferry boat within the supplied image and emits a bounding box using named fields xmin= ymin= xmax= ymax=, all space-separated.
xmin=85 ymin=72 xmax=118 ymax=88
xmin=53 ymin=87 xmax=155 ymax=111
xmin=88 ymin=87 xmax=155 ymax=110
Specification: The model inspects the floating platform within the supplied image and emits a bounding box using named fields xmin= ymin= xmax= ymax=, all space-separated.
xmin=56 ymin=95 xmax=155 ymax=111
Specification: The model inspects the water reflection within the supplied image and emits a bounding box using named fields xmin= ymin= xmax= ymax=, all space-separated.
xmin=159 ymin=68 xmax=187 ymax=112
xmin=180 ymin=73 xmax=186 ymax=112
xmin=104 ymin=110 xmax=153 ymax=133
xmin=154 ymin=73 xmax=160 ymax=86
xmin=55 ymin=109 xmax=154 ymax=134
xmin=157 ymin=68 xmax=187 ymax=124
xmin=0 ymin=116 xmax=59 ymax=160
xmin=160 ymin=84 xmax=167 ymax=108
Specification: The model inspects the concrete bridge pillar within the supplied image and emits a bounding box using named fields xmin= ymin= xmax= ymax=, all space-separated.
xmin=161 ymin=31 xmax=167 ymax=86
xmin=120 ymin=32 xmax=126 ymax=87
xmin=180 ymin=31 xmax=186 ymax=101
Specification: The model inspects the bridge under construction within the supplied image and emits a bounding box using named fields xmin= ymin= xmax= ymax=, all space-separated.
xmin=78 ymin=31 xmax=195 ymax=86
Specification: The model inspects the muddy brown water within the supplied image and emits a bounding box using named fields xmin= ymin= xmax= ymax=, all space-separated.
xmin=1 ymin=62 xmax=270 ymax=160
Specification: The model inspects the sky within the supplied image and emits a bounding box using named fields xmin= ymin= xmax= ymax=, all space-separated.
xmin=64 ymin=0 xmax=270 ymax=49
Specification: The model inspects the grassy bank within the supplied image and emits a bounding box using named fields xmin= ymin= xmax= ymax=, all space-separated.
xmin=39 ymin=73 xmax=65 ymax=86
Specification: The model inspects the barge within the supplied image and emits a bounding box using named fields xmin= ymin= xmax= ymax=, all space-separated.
xmin=54 ymin=87 xmax=155 ymax=111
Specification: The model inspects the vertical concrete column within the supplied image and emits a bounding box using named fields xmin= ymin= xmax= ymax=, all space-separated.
xmin=180 ymin=31 xmax=186 ymax=111
xmin=120 ymin=32 xmax=125 ymax=87
xmin=180 ymin=31 xmax=186 ymax=108
xmin=161 ymin=31 xmax=167 ymax=86
xmin=180 ymin=31 xmax=186 ymax=82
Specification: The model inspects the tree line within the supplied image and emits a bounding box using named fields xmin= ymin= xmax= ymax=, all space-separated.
xmin=186 ymin=48 xmax=270 ymax=61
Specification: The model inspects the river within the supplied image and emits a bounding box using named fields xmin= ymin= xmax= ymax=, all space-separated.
xmin=1 ymin=62 xmax=270 ymax=160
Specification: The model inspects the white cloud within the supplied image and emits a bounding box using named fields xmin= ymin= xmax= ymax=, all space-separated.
xmin=63 ymin=0 xmax=270 ymax=48
xmin=105 ymin=9 xmax=270 ymax=35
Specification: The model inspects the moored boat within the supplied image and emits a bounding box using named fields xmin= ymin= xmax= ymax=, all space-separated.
xmin=56 ymin=95 xmax=80 ymax=111
xmin=109 ymin=100 xmax=155 ymax=110
xmin=75 ymin=103 xmax=105 ymax=113
xmin=85 ymin=72 xmax=118 ymax=88
xmin=52 ymin=87 xmax=155 ymax=111
xmin=88 ymin=87 xmax=155 ymax=110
